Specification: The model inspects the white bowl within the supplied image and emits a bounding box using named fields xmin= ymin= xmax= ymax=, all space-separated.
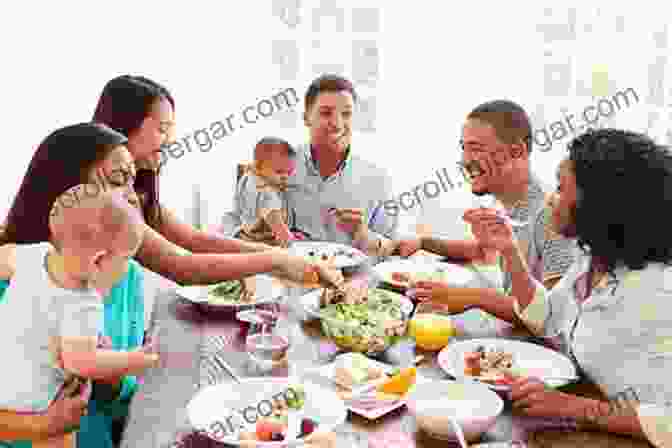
xmin=406 ymin=380 xmax=503 ymax=442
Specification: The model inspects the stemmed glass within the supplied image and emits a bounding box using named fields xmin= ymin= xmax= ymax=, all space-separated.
xmin=245 ymin=311 xmax=291 ymax=374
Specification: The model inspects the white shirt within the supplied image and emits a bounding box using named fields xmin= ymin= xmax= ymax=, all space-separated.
xmin=0 ymin=243 xmax=102 ymax=411
xmin=514 ymin=247 xmax=672 ymax=447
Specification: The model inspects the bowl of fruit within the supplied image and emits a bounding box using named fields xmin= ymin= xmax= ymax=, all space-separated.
xmin=186 ymin=378 xmax=346 ymax=446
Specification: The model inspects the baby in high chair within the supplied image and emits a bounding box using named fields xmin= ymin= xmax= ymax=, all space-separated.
xmin=0 ymin=185 xmax=158 ymax=447
xmin=234 ymin=136 xmax=307 ymax=248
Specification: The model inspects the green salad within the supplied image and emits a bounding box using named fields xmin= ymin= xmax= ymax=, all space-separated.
xmin=319 ymin=288 xmax=407 ymax=354
xmin=207 ymin=280 xmax=251 ymax=303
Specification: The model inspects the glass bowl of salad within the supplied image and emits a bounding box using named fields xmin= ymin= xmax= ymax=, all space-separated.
xmin=319 ymin=289 xmax=411 ymax=355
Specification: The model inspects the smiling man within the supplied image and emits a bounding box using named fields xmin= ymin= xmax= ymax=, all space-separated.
xmin=282 ymin=74 xmax=398 ymax=246
xmin=399 ymin=100 xmax=576 ymax=321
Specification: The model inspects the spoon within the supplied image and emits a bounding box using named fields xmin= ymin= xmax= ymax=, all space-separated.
xmin=448 ymin=416 xmax=469 ymax=448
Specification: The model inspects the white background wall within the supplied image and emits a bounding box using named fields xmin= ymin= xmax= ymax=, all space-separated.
xmin=0 ymin=1 xmax=668 ymax=239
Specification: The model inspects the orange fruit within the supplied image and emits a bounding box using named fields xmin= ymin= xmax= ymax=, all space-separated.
xmin=376 ymin=367 xmax=416 ymax=395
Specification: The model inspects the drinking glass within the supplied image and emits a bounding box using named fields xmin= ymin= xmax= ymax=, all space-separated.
xmin=245 ymin=312 xmax=291 ymax=374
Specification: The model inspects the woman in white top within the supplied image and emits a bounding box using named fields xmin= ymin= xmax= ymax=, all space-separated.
xmin=468 ymin=128 xmax=672 ymax=447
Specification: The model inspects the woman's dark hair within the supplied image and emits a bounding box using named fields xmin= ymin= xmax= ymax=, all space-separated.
xmin=568 ymin=128 xmax=672 ymax=272
xmin=1 ymin=123 xmax=128 ymax=244
xmin=92 ymin=75 xmax=174 ymax=228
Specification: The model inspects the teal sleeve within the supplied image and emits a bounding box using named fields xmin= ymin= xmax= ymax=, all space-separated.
xmin=0 ymin=279 xmax=9 ymax=303
xmin=117 ymin=375 xmax=137 ymax=402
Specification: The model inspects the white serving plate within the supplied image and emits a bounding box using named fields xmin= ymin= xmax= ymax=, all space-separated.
xmin=312 ymin=355 xmax=428 ymax=420
xmin=288 ymin=241 xmax=367 ymax=269
xmin=176 ymin=275 xmax=284 ymax=311
xmin=186 ymin=377 xmax=346 ymax=446
xmin=372 ymin=259 xmax=476 ymax=288
xmin=438 ymin=338 xmax=577 ymax=391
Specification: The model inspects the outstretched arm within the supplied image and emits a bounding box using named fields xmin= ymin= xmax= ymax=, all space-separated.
xmin=136 ymin=223 xmax=279 ymax=285
xmin=155 ymin=205 xmax=272 ymax=254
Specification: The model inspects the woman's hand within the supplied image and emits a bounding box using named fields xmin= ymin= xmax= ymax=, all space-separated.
xmin=44 ymin=380 xmax=92 ymax=438
xmin=271 ymin=251 xmax=344 ymax=288
xmin=409 ymin=281 xmax=477 ymax=314
xmin=510 ymin=377 xmax=592 ymax=419
xmin=463 ymin=208 xmax=517 ymax=253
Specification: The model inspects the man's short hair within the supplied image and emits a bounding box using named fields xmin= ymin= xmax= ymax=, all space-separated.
xmin=467 ymin=99 xmax=533 ymax=153
xmin=304 ymin=74 xmax=358 ymax=111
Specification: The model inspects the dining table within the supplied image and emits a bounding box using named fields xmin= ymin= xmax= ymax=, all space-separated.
xmin=120 ymin=252 xmax=654 ymax=448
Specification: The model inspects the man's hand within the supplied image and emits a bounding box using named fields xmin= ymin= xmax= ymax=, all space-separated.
xmin=397 ymin=238 xmax=422 ymax=257
xmin=44 ymin=380 xmax=92 ymax=438
xmin=463 ymin=208 xmax=517 ymax=253
xmin=409 ymin=281 xmax=477 ymax=314
xmin=333 ymin=208 xmax=366 ymax=237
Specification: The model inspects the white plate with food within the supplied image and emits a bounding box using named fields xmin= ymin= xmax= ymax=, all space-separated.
xmin=186 ymin=377 xmax=346 ymax=446
xmin=288 ymin=241 xmax=367 ymax=269
xmin=372 ymin=259 xmax=476 ymax=288
xmin=176 ymin=276 xmax=283 ymax=310
xmin=312 ymin=353 xmax=422 ymax=419
xmin=438 ymin=339 xmax=577 ymax=391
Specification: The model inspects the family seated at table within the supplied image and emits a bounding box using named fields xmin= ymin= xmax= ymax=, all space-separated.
xmin=1 ymin=69 xmax=670 ymax=448
xmin=0 ymin=75 xmax=342 ymax=448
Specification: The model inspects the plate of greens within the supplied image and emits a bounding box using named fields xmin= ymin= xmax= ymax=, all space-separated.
xmin=177 ymin=277 xmax=283 ymax=310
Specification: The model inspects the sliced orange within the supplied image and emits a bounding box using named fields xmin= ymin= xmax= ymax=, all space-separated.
xmin=376 ymin=367 xmax=416 ymax=395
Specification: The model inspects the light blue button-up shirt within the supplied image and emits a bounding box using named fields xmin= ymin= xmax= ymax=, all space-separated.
xmin=283 ymin=143 xmax=398 ymax=245
xmin=222 ymin=143 xmax=398 ymax=244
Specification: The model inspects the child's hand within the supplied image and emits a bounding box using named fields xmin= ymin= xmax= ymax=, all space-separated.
xmin=333 ymin=208 xmax=367 ymax=237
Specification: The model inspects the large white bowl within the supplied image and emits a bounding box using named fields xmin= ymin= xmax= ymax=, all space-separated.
xmin=406 ymin=380 xmax=503 ymax=442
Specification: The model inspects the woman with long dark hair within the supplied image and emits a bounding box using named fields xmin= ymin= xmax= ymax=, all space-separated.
xmin=467 ymin=129 xmax=672 ymax=446
xmin=88 ymin=75 xmax=323 ymax=284
xmin=0 ymin=123 xmax=144 ymax=448
xmin=0 ymin=121 xmax=339 ymax=447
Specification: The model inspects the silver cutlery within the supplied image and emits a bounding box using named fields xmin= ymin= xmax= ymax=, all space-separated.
xmin=448 ymin=416 xmax=469 ymax=448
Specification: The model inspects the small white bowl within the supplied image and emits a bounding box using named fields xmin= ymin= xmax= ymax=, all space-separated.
xmin=406 ymin=380 xmax=503 ymax=442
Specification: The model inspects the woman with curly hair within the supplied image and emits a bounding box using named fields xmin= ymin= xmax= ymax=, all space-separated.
xmin=468 ymin=128 xmax=672 ymax=446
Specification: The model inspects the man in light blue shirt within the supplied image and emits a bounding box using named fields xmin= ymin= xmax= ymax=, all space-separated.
xmin=224 ymin=74 xmax=398 ymax=247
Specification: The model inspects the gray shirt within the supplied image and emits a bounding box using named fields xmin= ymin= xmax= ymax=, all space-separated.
xmin=527 ymin=198 xmax=577 ymax=285
xmin=284 ymin=143 xmax=398 ymax=244
xmin=0 ymin=243 xmax=102 ymax=411
xmin=501 ymin=173 xmax=548 ymax=292
xmin=223 ymin=144 xmax=398 ymax=244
